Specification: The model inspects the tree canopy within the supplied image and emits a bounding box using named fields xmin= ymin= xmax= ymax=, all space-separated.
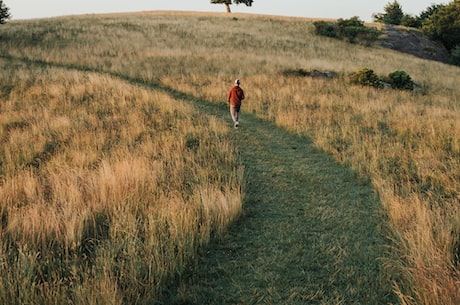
xmin=422 ymin=0 xmax=460 ymax=51
xmin=211 ymin=0 xmax=254 ymax=13
xmin=0 ymin=0 xmax=11 ymax=24
xmin=373 ymin=0 xmax=404 ymax=25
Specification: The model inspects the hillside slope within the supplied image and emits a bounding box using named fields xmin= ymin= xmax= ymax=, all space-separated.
xmin=0 ymin=11 xmax=459 ymax=305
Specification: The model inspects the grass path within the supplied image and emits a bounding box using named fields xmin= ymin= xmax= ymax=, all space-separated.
xmin=167 ymin=106 xmax=396 ymax=304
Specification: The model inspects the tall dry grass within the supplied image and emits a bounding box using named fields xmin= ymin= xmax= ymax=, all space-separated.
xmin=243 ymin=75 xmax=460 ymax=305
xmin=0 ymin=60 xmax=243 ymax=304
xmin=0 ymin=11 xmax=459 ymax=304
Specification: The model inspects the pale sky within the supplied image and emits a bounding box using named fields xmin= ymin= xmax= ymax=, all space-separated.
xmin=6 ymin=0 xmax=449 ymax=22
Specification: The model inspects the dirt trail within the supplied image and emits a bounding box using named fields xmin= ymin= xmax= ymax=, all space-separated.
xmin=167 ymin=105 xmax=396 ymax=304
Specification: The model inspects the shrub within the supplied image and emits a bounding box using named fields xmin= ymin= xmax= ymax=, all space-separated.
xmin=449 ymin=45 xmax=460 ymax=66
xmin=314 ymin=17 xmax=380 ymax=45
xmin=337 ymin=17 xmax=366 ymax=42
xmin=340 ymin=26 xmax=363 ymax=43
xmin=354 ymin=27 xmax=381 ymax=46
xmin=337 ymin=16 xmax=364 ymax=29
xmin=342 ymin=26 xmax=380 ymax=45
xmin=349 ymin=68 xmax=383 ymax=88
xmin=388 ymin=70 xmax=415 ymax=90
xmin=313 ymin=21 xmax=337 ymax=38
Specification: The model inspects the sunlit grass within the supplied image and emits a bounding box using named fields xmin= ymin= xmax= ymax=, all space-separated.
xmin=0 ymin=60 xmax=243 ymax=304
xmin=0 ymin=11 xmax=459 ymax=304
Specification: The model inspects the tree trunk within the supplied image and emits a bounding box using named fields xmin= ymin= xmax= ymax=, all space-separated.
xmin=225 ymin=3 xmax=231 ymax=13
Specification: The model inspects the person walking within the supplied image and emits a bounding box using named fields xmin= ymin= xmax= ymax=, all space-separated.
xmin=228 ymin=79 xmax=245 ymax=128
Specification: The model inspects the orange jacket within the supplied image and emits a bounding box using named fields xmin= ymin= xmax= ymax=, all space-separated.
xmin=228 ymin=85 xmax=245 ymax=107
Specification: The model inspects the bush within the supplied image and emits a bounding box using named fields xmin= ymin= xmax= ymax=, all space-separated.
xmin=337 ymin=16 xmax=364 ymax=29
xmin=354 ymin=27 xmax=381 ymax=45
xmin=314 ymin=17 xmax=380 ymax=45
xmin=313 ymin=21 xmax=337 ymax=38
xmin=388 ymin=70 xmax=414 ymax=90
xmin=450 ymin=45 xmax=460 ymax=66
xmin=342 ymin=26 xmax=380 ymax=45
xmin=349 ymin=68 xmax=383 ymax=88
xmin=349 ymin=69 xmax=416 ymax=90
xmin=337 ymin=17 xmax=366 ymax=43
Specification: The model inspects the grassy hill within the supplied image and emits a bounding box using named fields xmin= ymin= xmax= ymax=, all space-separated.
xmin=0 ymin=11 xmax=459 ymax=304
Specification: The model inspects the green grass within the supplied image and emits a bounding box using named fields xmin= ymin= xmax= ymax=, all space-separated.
xmin=166 ymin=112 xmax=396 ymax=304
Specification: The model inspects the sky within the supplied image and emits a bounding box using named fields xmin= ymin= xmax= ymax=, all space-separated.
xmin=6 ymin=0 xmax=449 ymax=22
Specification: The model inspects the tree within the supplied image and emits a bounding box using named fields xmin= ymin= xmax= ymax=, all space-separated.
xmin=373 ymin=1 xmax=404 ymax=25
xmin=211 ymin=0 xmax=253 ymax=13
xmin=0 ymin=0 xmax=11 ymax=24
xmin=418 ymin=3 xmax=446 ymax=26
xmin=400 ymin=4 xmax=445 ymax=28
xmin=401 ymin=14 xmax=419 ymax=28
xmin=422 ymin=0 xmax=460 ymax=51
xmin=450 ymin=44 xmax=460 ymax=65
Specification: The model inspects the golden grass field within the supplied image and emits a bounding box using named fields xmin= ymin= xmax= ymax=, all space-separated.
xmin=0 ymin=11 xmax=459 ymax=304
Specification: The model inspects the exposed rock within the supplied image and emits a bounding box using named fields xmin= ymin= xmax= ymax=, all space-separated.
xmin=282 ymin=68 xmax=336 ymax=79
xmin=378 ymin=24 xmax=450 ymax=63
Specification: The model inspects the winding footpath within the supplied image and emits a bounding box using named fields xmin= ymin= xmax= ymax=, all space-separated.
xmin=167 ymin=102 xmax=396 ymax=304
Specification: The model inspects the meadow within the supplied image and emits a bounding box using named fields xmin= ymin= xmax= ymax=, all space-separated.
xmin=0 ymin=11 xmax=459 ymax=304
xmin=0 ymin=35 xmax=243 ymax=303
